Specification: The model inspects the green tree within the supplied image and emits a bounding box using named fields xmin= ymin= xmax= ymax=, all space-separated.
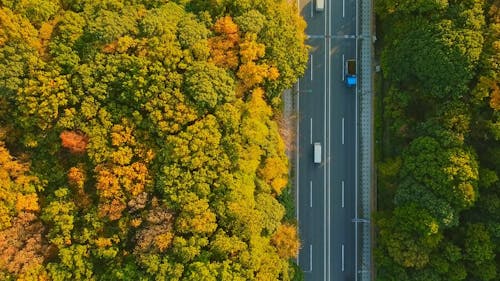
xmin=377 ymin=204 xmax=442 ymax=268
xmin=381 ymin=15 xmax=483 ymax=98
xmin=376 ymin=0 xmax=500 ymax=279
xmin=184 ymin=62 xmax=235 ymax=111
xmin=399 ymin=137 xmax=479 ymax=210
xmin=41 ymin=188 xmax=76 ymax=247
xmin=209 ymin=230 xmax=247 ymax=261
xmin=47 ymin=244 xmax=95 ymax=281
xmin=394 ymin=182 xmax=458 ymax=228
xmin=375 ymin=0 xmax=448 ymax=19
xmin=8 ymin=0 xmax=60 ymax=27
xmin=234 ymin=10 xmax=266 ymax=34
xmin=258 ymin=1 xmax=308 ymax=101
xmin=463 ymin=223 xmax=497 ymax=280
xmin=184 ymin=261 xmax=219 ymax=281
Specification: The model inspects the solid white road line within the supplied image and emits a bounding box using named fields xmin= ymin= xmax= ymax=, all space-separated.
xmin=310 ymin=118 xmax=313 ymax=144
xmin=342 ymin=54 xmax=345 ymax=81
xmin=355 ymin=0 xmax=360 ymax=278
xmin=310 ymin=181 xmax=313 ymax=208
xmin=342 ymin=181 xmax=345 ymax=208
xmin=342 ymin=244 xmax=345 ymax=272
xmin=310 ymin=244 xmax=313 ymax=272
xmin=310 ymin=55 xmax=313 ymax=80
xmin=342 ymin=117 xmax=345 ymax=144
xmin=327 ymin=2 xmax=332 ymax=280
xmin=323 ymin=30 xmax=328 ymax=281
xmin=324 ymin=1 xmax=332 ymax=280
xmin=342 ymin=0 xmax=345 ymax=18
xmin=310 ymin=1 xmax=314 ymax=18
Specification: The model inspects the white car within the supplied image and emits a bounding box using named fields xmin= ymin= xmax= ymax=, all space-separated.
xmin=314 ymin=142 xmax=322 ymax=164
xmin=316 ymin=0 xmax=324 ymax=11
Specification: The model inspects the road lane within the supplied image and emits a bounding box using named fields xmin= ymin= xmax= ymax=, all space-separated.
xmin=297 ymin=34 xmax=327 ymax=281
xmin=327 ymin=32 xmax=356 ymax=278
xmin=297 ymin=0 xmax=358 ymax=279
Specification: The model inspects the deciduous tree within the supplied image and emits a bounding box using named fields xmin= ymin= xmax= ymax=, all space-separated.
xmin=60 ymin=130 xmax=88 ymax=153
xmin=271 ymin=223 xmax=300 ymax=259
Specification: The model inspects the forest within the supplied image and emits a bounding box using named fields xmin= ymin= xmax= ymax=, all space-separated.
xmin=375 ymin=0 xmax=500 ymax=280
xmin=0 ymin=0 xmax=308 ymax=280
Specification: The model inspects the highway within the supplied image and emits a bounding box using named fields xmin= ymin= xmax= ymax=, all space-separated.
xmin=296 ymin=0 xmax=358 ymax=280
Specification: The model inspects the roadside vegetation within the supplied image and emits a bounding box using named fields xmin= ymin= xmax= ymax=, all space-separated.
xmin=0 ymin=0 xmax=308 ymax=279
xmin=375 ymin=0 xmax=500 ymax=280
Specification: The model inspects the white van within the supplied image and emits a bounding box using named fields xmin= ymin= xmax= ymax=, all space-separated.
xmin=316 ymin=0 xmax=324 ymax=12
xmin=314 ymin=142 xmax=322 ymax=164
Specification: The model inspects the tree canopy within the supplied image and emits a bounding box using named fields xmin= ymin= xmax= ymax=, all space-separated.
xmin=0 ymin=0 xmax=307 ymax=279
xmin=376 ymin=0 xmax=500 ymax=280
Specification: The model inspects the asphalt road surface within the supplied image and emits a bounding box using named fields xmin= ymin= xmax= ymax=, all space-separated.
xmin=296 ymin=0 xmax=357 ymax=280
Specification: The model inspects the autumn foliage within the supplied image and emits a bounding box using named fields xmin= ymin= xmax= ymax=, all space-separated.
xmin=0 ymin=213 xmax=48 ymax=278
xmin=67 ymin=166 xmax=85 ymax=188
xmin=95 ymin=162 xmax=150 ymax=220
xmin=134 ymin=203 xmax=175 ymax=254
xmin=260 ymin=157 xmax=289 ymax=195
xmin=0 ymin=144 xmax=46 ymax=278
xmin=272 ymin=224 xmax=300 ymax=259
xmin=0 ymin=0 xmax=307 ymax=279
xmin=490 ymin=82 xmax=500 ymax=111
xmin=60 ymin=131 xmax=88 ymax=154
xmin=209 ymin=16 xmax=240 ymax=69
xmin=0 ymin=143 xmax=40 ymax=230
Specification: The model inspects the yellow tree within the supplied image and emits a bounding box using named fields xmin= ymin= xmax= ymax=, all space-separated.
xmin=209 ymin=16 xmax=240 ymax=69
xmin=38 ymin=17 xmax=59 ymax=58
xmin=241 ymin=88 xmax=272 ymax=147
xmin=0 ymin=7 xmax=41 ymax=50
xmin=259 ymin=157 xmax=289 ymax=195
xmin=238 ymin=33 xmax=265 ymax=64
xmin=0 ymin=143 xmax=47 ymax=279
xmin=0 ymin=142 xmax=41 ymax=229
xmin=91 ymin=119 xmax=153 ymax=220
xmin=67 ymin=166 xmax=91 ymax=209
xmin=236 ymin=33 xmax=280 ymax=93
xmin=271 ymin=224 xmax=300 ymax=259
xmin=176 ymin=198 xmax=217 ymax=235
xmin=238 ymin=235 xmax=284 ymax=280
xmin=490 ymin=82 xmax=500 ymax=111
xmin=236 ymin=61 xmax=269 ymax=91
xmin=95 ymin=161 xmax=150 ymax=220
